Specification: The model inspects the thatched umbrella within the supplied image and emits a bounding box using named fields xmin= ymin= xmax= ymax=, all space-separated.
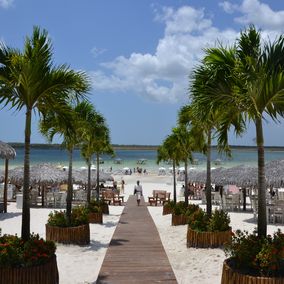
xmin=0 ymin=141 xmax=16 ymax=213
xmin=72 ymin=168 xmax=113 ymax=185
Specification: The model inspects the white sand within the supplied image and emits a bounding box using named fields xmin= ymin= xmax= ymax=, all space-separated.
xmin=1 ymin=173 xmax=283 ymax=284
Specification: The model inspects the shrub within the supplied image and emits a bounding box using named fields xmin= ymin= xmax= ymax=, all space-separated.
xmin=164 ymin=200 xmax=175 ymax=210
xmin=187 ymin=208 xmax=209 ymax=232
xmin=87 ymin=199 xmax=103 ymax=213
xmin=208 ymin=209 xmax=231 ymax=232
xmin=224 ymin=229 xmax=284 ymax=277
xmin=0 ymin=233 xmax=56 ymax=268
xmin=47 ymin=206 xmax=89 ymax=227
xmin=172 ymin=201 xmax=187 ymax=215
xmin=184 ymin=204 xmax=200 ymax=217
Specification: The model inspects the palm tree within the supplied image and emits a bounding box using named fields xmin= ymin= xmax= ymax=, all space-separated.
xmin=80 ymin=108 xmax=113 ymax=203
xmin=0 ymin=27 xmax=90 ymax=240
xmin=187 ymin=59 xmax=246 ymax=216
xmin=199 ymin=26 xmax=284 ymax=237
xmin=40 ymin=101 xmax=90 ymax=225
xmin=157 ymin=132 xmax=184 ymax=203
xmin=177 ymin=107 xmax=207 ymax=207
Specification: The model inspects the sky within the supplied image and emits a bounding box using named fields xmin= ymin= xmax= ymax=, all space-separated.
xmin=0 ymin=0 xmax=284 ymax=146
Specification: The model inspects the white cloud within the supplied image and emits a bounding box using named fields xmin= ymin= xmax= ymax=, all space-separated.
xmin=219 ymin=1 xmax=238 ymax=14
xmin=91 ymin=1 xmax=284 ymax=103
xmin=220 ymin=0 xmax=284 ymax=32
xmin=0 ymin=0 xmax=14 ymax=9
xmin=91 ymin=47 xmax=106 ymax=58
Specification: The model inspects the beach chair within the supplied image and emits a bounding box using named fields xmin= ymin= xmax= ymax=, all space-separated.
xmin=45 ymin=192 xmax=55 ymax=207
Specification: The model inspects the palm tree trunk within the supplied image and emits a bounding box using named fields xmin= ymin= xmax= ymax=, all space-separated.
xmin=206 ymin=129 xmax=212 ymax=217
xmin=96 ymin=153 xmax=100 ymax=201
xmin=173 ymin=160 xmax=177 ymax=204
xmin=184 ymin=159 xmax=189 ymax=206
xmin=87 ymin=159 xmax=91 ymax=205
xmin=3 ymin=159 xmax=8 ymax=213
xmin=256 ymin=118 xmax=267 ymax=237
xmin=66 ymin=148 xmax=73 ymax=225
xmin=22 ymin=108 xmax=31 ymax=241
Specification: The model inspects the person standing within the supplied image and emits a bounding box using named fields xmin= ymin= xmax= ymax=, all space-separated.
xmin=134 ymin=180 xmax=143 ymax=206
xmin=121 ymin=179 xmax=125 ymax=194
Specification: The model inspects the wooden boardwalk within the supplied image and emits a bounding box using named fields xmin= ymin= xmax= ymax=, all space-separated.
xmin=97 ymin=195 xmax=177 ymax=284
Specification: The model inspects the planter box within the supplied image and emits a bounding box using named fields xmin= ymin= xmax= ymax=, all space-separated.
xmin=0 ymin=255 xmax=59 ymax=284
xmin=221 ymin=258 xmax=284 ymax=284
xmin=46 ymin=223 xmax=90 ymax=245
xmin=89 ymin=212 xmax=103 ymax=224
xmin=162 ymin=205 xmax=172 ymax=215
xmin=172 ymin=214 xmax=188 ymax=226
xmin=187 ymin=227 xmax=232 ymax=248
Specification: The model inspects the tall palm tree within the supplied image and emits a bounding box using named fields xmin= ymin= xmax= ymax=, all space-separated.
xmin=80 ymin=108 xmax=113 ymax=203
xmin=177 ymin=107 xmax=207 ymax=207
xmin=157 ymin=132 xmax=184 ymax=203
xmin=188 ymin=60 xmax=245 ymax=216
xmin=0 ymin=27 xmax=90 ymax=240
xmin=40 ymin=101 xmax=90 ymax=225
xmin=200 ymin=26 xmax=284 ymax=237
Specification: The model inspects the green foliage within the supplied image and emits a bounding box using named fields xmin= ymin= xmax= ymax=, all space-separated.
xmin=172 ymin=201 xmax=187 ymax=215
xmin=187 ymin=208 xmax=230 ymax=232
xmin=187 ymin=208 xmax=209 ymax=232
xmin=86 ymin=199 xmax=103 ymax=213
xmin=224 ymin=230 xmax=284 ymax=276
xmin=184 ymin=204 xmax=200 ymax=217
xmin=207 ymin=209 xmax=231 ymax=232
xmin=164 ymin=200 xmax=176 ymax=210
xmin=47 ymin=206 xmax=89 ymax=227
xmin=0 ymin=233 xmax=56 ymax=268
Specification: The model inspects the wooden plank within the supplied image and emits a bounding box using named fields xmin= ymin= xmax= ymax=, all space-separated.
xmin=97 ymin=195 xmax=177 ymax=283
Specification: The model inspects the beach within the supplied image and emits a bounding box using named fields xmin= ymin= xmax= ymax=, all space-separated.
xmin=1 ymin=173 xmax=284 ymax=284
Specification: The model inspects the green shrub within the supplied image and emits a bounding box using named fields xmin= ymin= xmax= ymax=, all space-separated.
xmin=87 ymin=199 xmax=103 ymax=213
xmin=184 ymin=204 xmax=200 ymax=217
xmin=0 ymin=233 xmax=56 ymax=268
xmin=172 ymin=201 xmax=187 ymax=215
xmin=224 ymin=230 xmax=284 ymax=277
xmin=47 ymin=206 xmax=89 ymax=227
xmin=187 ymin=208 xmax=209 ymax=232
xmin=208 ymin=209 xmax=231 ymax=232
xmin=164 ymin=200 xmax=175 ymax=209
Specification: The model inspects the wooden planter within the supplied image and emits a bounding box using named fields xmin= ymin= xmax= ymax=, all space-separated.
xmin=221 ymin=258 xmax=284 ymax=284
xmin=172 ymin=214 xmax=188 ymax=226
xmin=162 ymin=205 xmax=172 ymax=215
xmin=187 ymin=227 xmax=232 ymax=248
xmin=46 ymin=223 xmax=90 ymax=245
xmin=88 ymin=212 xmax=103 ymax=224
xmin=0 ymin=255 xmax=59 ymax=284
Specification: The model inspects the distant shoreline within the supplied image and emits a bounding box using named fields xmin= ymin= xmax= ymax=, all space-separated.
xmin=7 ymin=142 xmax=284 ymax=151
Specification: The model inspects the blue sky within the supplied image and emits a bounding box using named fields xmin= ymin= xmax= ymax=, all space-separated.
xmin=0 ymin=0 xmax=284 ymax=146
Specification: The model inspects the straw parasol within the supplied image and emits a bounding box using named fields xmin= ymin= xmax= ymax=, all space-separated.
xmin=0 ymin=141 xmax=16 ymax=213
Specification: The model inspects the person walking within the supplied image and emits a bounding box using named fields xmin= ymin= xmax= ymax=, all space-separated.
xmin=134 ymin=180 xmax=143 ymax=206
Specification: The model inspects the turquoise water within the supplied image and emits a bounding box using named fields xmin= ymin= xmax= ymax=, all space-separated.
xmin=1 ymin=147 xmax=284 ymax=173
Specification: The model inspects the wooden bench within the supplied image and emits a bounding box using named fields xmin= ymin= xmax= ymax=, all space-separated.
xmin=102 ymin=190 xmax=122 ymax=206
xmin=148 ymin=190 xmax=171 ymax=206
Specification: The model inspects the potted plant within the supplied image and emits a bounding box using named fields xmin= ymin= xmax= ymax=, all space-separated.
xmin=163 ymin=200 xmax=175 ymax=215
xmin=0 ymin=232 xmax=59 ymax=284
xmin=172 ymin=202 xmax=199 ymax=226
xmin=46 ymin=206 xmax=90 ymax=245
xmin=171 ymin=201 xmax=188 ymax=225
xmin=87 ymin=199 xmax=103 ymax=224
xmin=187 ymin=209 xmax=232 ymax=248
xmin=221 ymin=230 xmax=284 ymax=283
